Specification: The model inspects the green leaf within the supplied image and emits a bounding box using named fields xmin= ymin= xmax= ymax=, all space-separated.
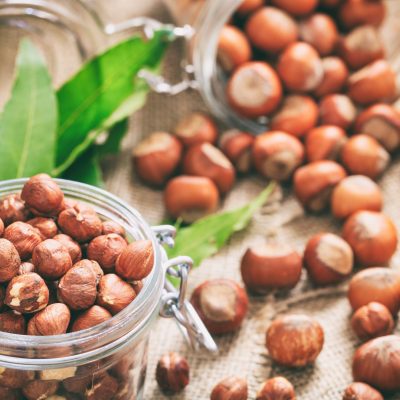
xmin=166 ymin=182 xmax=276 ymax=267
xmin=97 ymin=118 xmax=129 ymax=157
xmin=0 ymin=39 xmax=57 ymax=179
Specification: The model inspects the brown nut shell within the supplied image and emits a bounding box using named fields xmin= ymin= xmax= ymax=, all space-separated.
xmin=256 ymin=377 xmax=296 ymax=400
xmin=0 ymin=369 xmax=35 ymax=389
xmin=27 ymin=217 xmax=58 ymax=239
xmin=319 ymin=94 xmax=357 ymax=130
xmin=22 ymin=380 xmax=59 ymax=400
xmin=0 ymin=194 xmax=29 ymax=225
xmin=0 ymin=238 xmax=21 ymax=283
xmin=343 ymin=382 xmax=383 ymax=400
xmin=271 ymin=0 xmax=318 ymax=16
xmin=101 ymin=220 xmax=125 ymax=237
xmin=314 ymin=57 xmax=349 ymax=98
xmin=0 ymin=311 xmax=26 ymax=334
xmin=53 ymin=234 xmax=82 ymax=264
xmin=85 ymin=373 xmax=119 ymax=400
xmin=71 ymin=305 xmax=112 ymax=332
xmin=339 ymin=0 xmax=386 ymax=29
xmin=211 ymin=376 xmax=248 ymax=400
xmin=236 ymin=0 xmax=263 ymax=15
xmin=156 ymin=352 xmax=190 ymax=394
xmin=27 ymin=303 xmax=71 ymax=335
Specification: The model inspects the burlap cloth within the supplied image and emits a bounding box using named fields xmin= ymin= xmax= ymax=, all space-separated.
xmin=99 ymin=1 xmax=400 ymax=399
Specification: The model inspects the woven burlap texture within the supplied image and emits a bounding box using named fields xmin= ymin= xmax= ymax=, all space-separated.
xmin=101 ymin=1 xmax=400 ymax=399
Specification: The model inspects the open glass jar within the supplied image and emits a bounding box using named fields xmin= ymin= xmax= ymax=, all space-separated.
xmin=0 ymin=179 xmax=216 ymax=400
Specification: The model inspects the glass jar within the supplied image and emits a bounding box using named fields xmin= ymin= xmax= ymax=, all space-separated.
xmin=0 ymin=178 xmax=216 ymax=400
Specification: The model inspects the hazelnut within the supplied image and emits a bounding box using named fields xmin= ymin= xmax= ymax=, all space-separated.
xmin=219 ymin=130 xmax=255 ymax=174
xmin=156 ymin=352 xmax=190 ymax=394
xmin=351 ymin=302 xmax=394 ymax=341
xmin=218 ymin=25 xmax=251 ymax=72
xmin=87 ymin=234 xmax=127 ymax=271
xmin=85 ymin=373 xmax=119 ymax=400
xmin=348 ymin=60 xmax=396 ymax=105
xmin=0 ymin=238 xmax=21 ymax=282
xmin=21 ymin=174 xmax=64 ymax=216
xmin=0 ymin=369 xmax=35 ymax=389
xmin=22 ymin=380 xmax=59 ymax=400
xmin=245 ymin=7 xmax=298 ymax=53
xmin=343 ymin=382 xmax=383 ymax=400
xmin=294 ymin=160 xmax=347 ymax=212
xmin=32 ymin=239 xmax=72 ymax=280
xmin=355 ymin=103 xmax=400 ymax=152
xmin=101 ymin=220 xmax=125 ymax=237
xmin=256 ymin=377 xmax=296 ymax=400
xmin=270 ymin=95 xmax=318 ymax=138
xmin=353 ymin=335 xmax=400 ymax=392
xmin=18 ymin=261 xmax=35 ymax=275
xmin=0 ymin=310 xmax=26 ymax=334
xmin=299 ymin=13 xmax=339 ymax=56
xmin=71 ymin=305 xmax=112 ymax=332
xmin=27 ymin=217 xmax=58 ymax=239
xmin=331 ymin=175 xmax=383 ymax=219
xmin=53 ymin=234 xmax=82 ymax=264
xmin=97 ymin=274 xmax=136 ymax=315
xmin=58 ymin=203 xmax=102 ymax=243
xmin=62 ymin=365 xmax=95 ymax=394
xmin=319 ymin=94 xmax=357 ymax=130
xmin=27 ymin=303 xmax=70 ymax=335
xmin=58 ymin=262 xmax=98 ymax=310
xmin=240 ymin=243 xmax=302 ymax=293
xmin=164 ymin=176 xmax=219 ymax=223
xmin=271 ymin=0 xmax=318 ymax=16
xmin=227 ymin=62 xmax=282 ymax=118
xmin=210 ymin=377 xmax=248 ymax=400
xmin=314 ymin=57 xmax=349 ymax=98
xmin=0 ymin=194 xmax=29 ymax=225
xmin=0 ymin=386 xmax=20 ymax=400
xmin=236 ymin=0 xmax=263 ymax=15
xmin=339 ymin=0 xmax=386 ymax=29
xmin=4 ymin=221 xmax=42 ymax=260
xmin=341 ymin=135 xmax=390 ymax=180
xmin=115 ymin=239 xmax=153 ymax=281
xmin=339 ymin=25 xmax=384 ymax=69
xmin=305 ymin=125 xmax=347 ymax=162
xmin=183 ymin=143 xmax=236 ymax=194
xmin=132 ymin=131 xmax=183 ymax=186
xmin=304 ymin=233 xmax=354 ymax=285
xmin=191 ymin=279 xmax=248 ymax=335
xmin=252 ymin=131 xmax=304 ymax=181
xmin=277 ymin=42 xmax=324 ymax=92
xmin=5 ymin=272 xmax=49 ymax=313
xmin=266 ymin=314 xmax=324 ymax=367
xmin=347 ymin=267 xmax=400 ymax=314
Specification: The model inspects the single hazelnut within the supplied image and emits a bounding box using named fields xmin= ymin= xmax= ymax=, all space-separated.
xmin=347 ymin=267 xmax=400 ymax=314
xmin=256 ymin=377 xmax=296 ymax=400
xmin=240 ymin=243 xmax=302 ymax=293
xmin=331 ymin=175 xmax=383 ymax=219
xmin=191 ymin=279 xmax=249 ymax=335
xmin=156 ymin=352 xmax=190 ymax=394
xmin=97 ymin=274 xmax=136 ymax=315
xmin=245 ymin=7 xmax=298 ymax=53
xmin=164 ymin=176 xmax=219 ymax=223
xmin=0 ymin=194 xmax=29 ymax=225
xmin=227 ymin=62 xmax=283 ymax=118
xmin=53 ymin=234 xmax=82 ymax=264
xmin=348 ymin=60 xmax=396 ymax=105
xmin=353 ymin=335 xmax=400 ymax=392
xmin=5 ymin=272 xmax=49 ymax=313
xmin=174 ymin=112 xmax=218 ymax=147
xmin=75 ymin=259 xmax=104 ymax=286
xmin=319 ymin=94 xmax=357 ymax=130
xmin=0 ymin=238 xmax=21 ymax=282
xmin=351 ymin=302 xmax=394 ymax=341
xmin=355 ymin=103 xmax=400 ymax=152
xmin=218 ymin=25 xmax=252 ymax=72
xmin=305 ymin=125 xmax=347 ymax=162
xmin=21 ymin=174 xmax=64 ymax=216
xmin=32 ymin=239 xmax=72 ymax=280
xmin=266 ymin=314 xmax=324 ymax=367
xmin=0 ymin=310 xmax=26 ymax=334
xmin=314 ymin=57 xmax=349 ymax=98
xmin=339 ymin=25 xmax=384 ymax=69
xmin=339 ymin=0 xmax=386 ymax=29
xmin=183 ymin=143 xmax=236 ymax=194
xmin=304 ymin=233 xmax=354 ymax=285
xmin=252 ymin=131 xmax=304 ymax=181
xmin=22 ymin=380 xmax=59 ymax=400
xmin=132 ymin=131 xmax=183 ymax=186
xmin=87 ymin=234 xmax=127 ymax=271
xmin=219 ymin=130 xmax=255 ymax=173
xmin=277 ymin=42 xmax=324 ymax=92
xmin=270 ymin=95 xmax=318 ymax=138
xmin=85 ymin=373 xmax=119 ymax=400
xmin=71 ymin=305 xmax=112 ymax=332
xmin=343 ymin=382 xmax=383 ymax=400
xmin=294 ymin=160 xmax=347 ymax=212
xmin=27 ymin=303 xmax=70 ymax=335
xmin=4 ymin=221 xmax=42 ymax=260
xmin=0 ymin=369 xmax=35 ymax=389
xmin=58 ymin=262 xmax=98 ymax=310
xmin=101 ymin=220 xmax=125 ymax=237
xmin=27 ymin=217 xmax=58 ymax=239
xmin=271 ymin=0 xmax=318 ymax=16
xmin=58 ymin=203 xmax=102 ymax=243
xmin=210 ymin=377 xmax=248 ymax=400
xmin=0 ymin=386 xmax=20 ymax=400
xmin=236 ymin=0 xmax=263 ymax=15
xmin=62 ymin=365 xmax=95 ymax=394
xmin=299 ymin=13 xmax=339 ymax=56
